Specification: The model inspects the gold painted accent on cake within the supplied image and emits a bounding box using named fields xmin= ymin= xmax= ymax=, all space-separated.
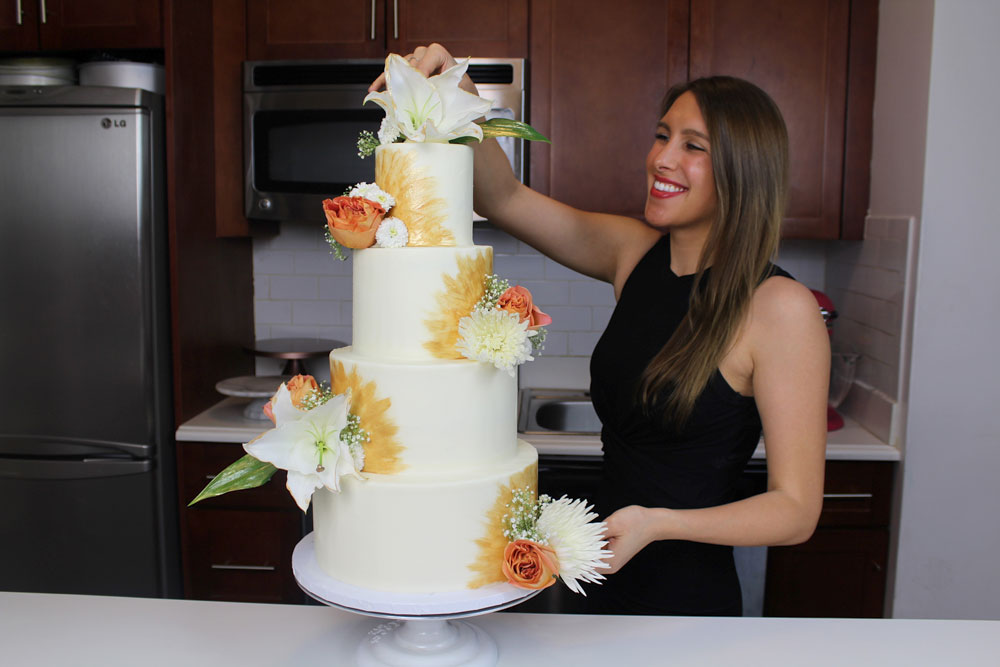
xmin=422 ymin=248 xmax=493 ymax=360
xmin=330 ymin=359 xmax=404 ymax=474
xmin=376 ymin=148 xmax=455 ymax=246
xmin=467 ymin=462 xmax=539 ymax=589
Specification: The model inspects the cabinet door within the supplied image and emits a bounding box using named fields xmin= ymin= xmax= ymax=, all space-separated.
xmin=388 ymin=0 xmax=527 ymax=58
xmin=0 ymin=0 xmax=40 ymax=51
xmin=764 ymin=527 xmax=888 ymax=618
xmin=247 ymin=0 xmax=387 ymax=60
xmin=38 ymin=0 xmax=162 ymax=50
xmin=688 ymin=0 xmax=849 ymax=239
xmin=529 ymin=0 xmax=688 ymax=217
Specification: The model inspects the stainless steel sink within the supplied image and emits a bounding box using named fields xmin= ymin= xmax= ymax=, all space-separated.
xmin=518 ymin=389 xmax=602 ymax=434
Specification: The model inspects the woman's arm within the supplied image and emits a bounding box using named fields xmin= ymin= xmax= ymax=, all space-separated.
xmin=602 ymin=277 xmax=829 ymax=573
xmin=370 ymin=43 xmax=659 ymax=290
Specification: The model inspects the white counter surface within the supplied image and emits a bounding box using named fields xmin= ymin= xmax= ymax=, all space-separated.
xmin=2 ymin=592 xmax=995 ymax=666
xmin=177 ymin=397 xmax=900 ymax=461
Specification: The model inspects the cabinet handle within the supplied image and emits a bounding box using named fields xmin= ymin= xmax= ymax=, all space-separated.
xmin=210 ymin=564 xmax=276 ymax=572
xmin=370 ymin=0 xmax=376 ymax=40
xmin=39 ymin=0 xmax=45 ymax=24
xmin=15 ymin=0 xmax=22 ymax=25
xmin=823 ymin=492 xmax=874 ymax=499
xmin=393 ymin=0 xmax=398 ymax=39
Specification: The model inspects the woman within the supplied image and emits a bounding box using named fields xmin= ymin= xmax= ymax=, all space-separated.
xmin=371 ymin=44 xmax=829 ymax=615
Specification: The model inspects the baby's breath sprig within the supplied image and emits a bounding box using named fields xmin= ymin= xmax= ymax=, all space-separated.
xmin=528 ymin=327 xmax=548 ymax=352
xmin=357 ymin=130 xmax=379 ymax=159
xmin=475 ymin=274 xmax=510 ymax=312
xmin=502 ymin=487 xmax=551 ymax=543
xmin=298 ymin=384 xmax=335 ymax=412
xmin=340 ymin=413 xmax=370 ymax=470
xmin=324 ymin=226 xmax=348 ymax=261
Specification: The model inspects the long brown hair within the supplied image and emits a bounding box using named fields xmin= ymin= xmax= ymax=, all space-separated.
xmin=639 ymin=76 xmax=789 ymax=426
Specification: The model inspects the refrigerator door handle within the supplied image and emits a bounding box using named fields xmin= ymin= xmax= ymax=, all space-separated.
xmin=0 ymin=457 xmax=153 ymax=481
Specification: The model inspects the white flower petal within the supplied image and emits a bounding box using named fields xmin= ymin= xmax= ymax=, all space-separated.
xmin=536 ymin=496 xmax=613 ymax=596
xmin=244 ymin=419 xmax=315 ymax=471
xmin=270 ymin=384 xmax=301 ymax=425
xmin=285 ymin=470 xmax=322 ymax=512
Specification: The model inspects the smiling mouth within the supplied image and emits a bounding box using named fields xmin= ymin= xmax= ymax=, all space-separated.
xmin=651 ymin=179 xmax=687 ymax=198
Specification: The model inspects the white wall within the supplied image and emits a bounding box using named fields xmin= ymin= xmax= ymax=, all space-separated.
xmin=890 ymin=0 xmax=1000 ymax=619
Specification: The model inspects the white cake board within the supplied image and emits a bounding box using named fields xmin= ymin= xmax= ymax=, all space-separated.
xmin=292 ymin=532 xmax=539 ymax=666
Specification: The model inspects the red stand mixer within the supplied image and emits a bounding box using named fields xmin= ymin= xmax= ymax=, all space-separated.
xmin=811 ymin=290 xmax=855 ymax=431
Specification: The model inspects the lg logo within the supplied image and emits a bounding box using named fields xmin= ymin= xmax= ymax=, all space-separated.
xmin=100 ymin=118 xmax=127 ymax=129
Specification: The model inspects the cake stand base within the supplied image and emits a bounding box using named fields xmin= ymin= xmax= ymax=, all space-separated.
xmin=357 ymin=618 xmax=496 ymax=666
xmin=292 ymin=533 xmax=537 ymax=667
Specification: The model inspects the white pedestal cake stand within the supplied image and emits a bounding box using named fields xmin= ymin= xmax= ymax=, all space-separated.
xmin=292 ymin=533 xmax=539 ymax=666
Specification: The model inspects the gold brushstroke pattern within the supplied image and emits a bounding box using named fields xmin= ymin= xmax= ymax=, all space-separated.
xmin=467 ymin=462 xmax=539 ymax=589
xmin=330 ymin=359 xmax=405 ymax=474
xmin=376 ymin=148 xmax=454 ymax=246
xmin=422 ymin=248 xmax=493 ymax=359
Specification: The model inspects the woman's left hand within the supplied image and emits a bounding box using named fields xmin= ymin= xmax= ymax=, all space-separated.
xmin=601 ymin=505 xmax=661 ymax=574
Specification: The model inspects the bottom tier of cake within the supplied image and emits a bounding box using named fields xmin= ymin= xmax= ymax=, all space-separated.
xmin=312 ymin=440 xmax=538 ymax=593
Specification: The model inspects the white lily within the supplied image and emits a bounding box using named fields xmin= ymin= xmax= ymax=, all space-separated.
xmin=244 ymin=385 xmax=362 ymax=512
xmin=364 ymin=54 xmax=493 ymax=143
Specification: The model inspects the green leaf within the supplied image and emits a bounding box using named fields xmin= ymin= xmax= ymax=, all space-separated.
xmin=479 ymin=118 xmax=550 ymax=143
xmin=189 ymin=455 xmax=279 ymax=506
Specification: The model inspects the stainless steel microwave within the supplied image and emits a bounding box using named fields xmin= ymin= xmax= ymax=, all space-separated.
xmin=243 ymin=58 xmax=526 ymax=222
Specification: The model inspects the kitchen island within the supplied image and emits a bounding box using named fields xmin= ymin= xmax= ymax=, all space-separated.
xmin=2 ymin=591 xmax=996 ymax=666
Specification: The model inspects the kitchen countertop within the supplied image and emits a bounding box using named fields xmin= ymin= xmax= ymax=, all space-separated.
xmin=177 ymin=397 xmax=900 ymax=461
xmin=2 ymin=592 xmax=996 ymax=666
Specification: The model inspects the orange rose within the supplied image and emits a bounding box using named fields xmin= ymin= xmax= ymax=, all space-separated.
xmin=496 ymin=285 xmax=553 ymax=329
xmin=323 ymin=196 xmax=385 ymax=249
xmin=263 ymin=374 xmax=319 ymax=423
xmin=502 ymin=539 xmax=559 ymax=590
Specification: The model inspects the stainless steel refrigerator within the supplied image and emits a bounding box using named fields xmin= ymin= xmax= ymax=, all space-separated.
xmin=0 ymin=85 xmax=180 ymax=597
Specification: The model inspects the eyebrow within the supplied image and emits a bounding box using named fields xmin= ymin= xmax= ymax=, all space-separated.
xmin=657 ymin=121 xmax=710 ymax=142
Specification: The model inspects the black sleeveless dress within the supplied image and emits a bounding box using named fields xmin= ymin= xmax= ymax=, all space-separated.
xmin=585 ymin=235 xmax=791 ymax=616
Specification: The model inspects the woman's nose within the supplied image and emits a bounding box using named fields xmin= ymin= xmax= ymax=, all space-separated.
xmin=652 ymin=140 xmax=678 ymax=170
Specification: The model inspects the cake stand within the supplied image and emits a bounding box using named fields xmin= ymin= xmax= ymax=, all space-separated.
xmin=292 ymin=533 xmax=539 ymax=666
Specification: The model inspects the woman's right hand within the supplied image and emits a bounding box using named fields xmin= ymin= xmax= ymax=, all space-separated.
xmin=367 ymin=43 xmax=478 ymax=96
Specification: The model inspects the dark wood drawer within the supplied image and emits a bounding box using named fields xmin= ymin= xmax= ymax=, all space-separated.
xmin=818 ymin=461 xmax=894 ymax=527
xmin=178 ymin=441 xmax=299 ymax=511
xmin=185 ymin=508 xmax=304 ymax=604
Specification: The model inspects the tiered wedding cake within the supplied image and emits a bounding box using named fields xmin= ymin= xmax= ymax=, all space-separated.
xmin=316 ymin=142 xmax=539 ymax=593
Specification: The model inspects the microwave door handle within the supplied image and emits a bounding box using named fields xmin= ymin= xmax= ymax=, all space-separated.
xmin=371 ymin=0 xmax=376 ymax=39
xmin=393 ymin=0 xmax=399 ymax=39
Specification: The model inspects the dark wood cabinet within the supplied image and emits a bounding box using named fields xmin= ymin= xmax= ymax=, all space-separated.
xmin=0 ymin=0 xmax=162 ymax=51
xmin=177 ymin=441 xmax=307 ymax=604
xmin=528 ymin=0 xmax=876 ymax=239
xmin=764 ymin=460 xmax=895 ymax=618
xmin=246 ymin=0 xmax=527 ymax=61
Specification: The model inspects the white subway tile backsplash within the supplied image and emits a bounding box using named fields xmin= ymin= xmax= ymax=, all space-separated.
xmin=570 ymin=281 xmax=615 ymax=306
xmin=493 ymin=253 xmax=546 ymax=280
xmin=253 ymin=251 xmax=295 ymax=274
xmin=269 ymin=275 xmax=318 ymax=300
xmin=255 ymin=299 xmax=292 ymax=324
xmin=568 ymin=331 xmax=603 ymax=356
xmin=543 ymin=306 xmax=594 ymax=332
xmin=592 ymin=305 xmax=615 ymax=331
xmin=292 ymin=300 xmax=340 ymax=326
xmin=537 ymin=331 xmax=568 ymax=356
xmin=517 ymin=280 xmax=570 ymax=306
xmin=296 ymin=250 xmax=352 ymax=276
xmin=318 ymin=276 xmax=352 ymax=300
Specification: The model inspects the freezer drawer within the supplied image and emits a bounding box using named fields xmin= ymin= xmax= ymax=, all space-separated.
xmin=0 ymin=461 xmax=163 ymax=597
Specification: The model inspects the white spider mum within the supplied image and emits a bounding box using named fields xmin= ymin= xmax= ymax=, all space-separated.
xmin=536 ymin=496 xmax=612 ymax=595
xmin=377 ymin=116 xmax=401 ymax=146
xmin=374 ymin=216 xmax=408 ymax=248
xmin=456 ymin=308 xmax=532 ymax=376
xmin=349 ymin=182 xmax=396 ymax=210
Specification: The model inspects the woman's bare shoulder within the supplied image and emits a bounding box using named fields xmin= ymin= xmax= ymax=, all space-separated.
xmin=749 ymin=275 xmax=824 ymax=336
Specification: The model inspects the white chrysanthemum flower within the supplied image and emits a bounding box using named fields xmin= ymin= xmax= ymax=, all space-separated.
xmin=456 ymin=309 xmax=532 ymax=376
xmin=537 ymin=496 xmax=612 ymax=595
xmin=377 ymin=116 xmax=401 ymax=146
xmin=374 ymin=216 xmax=408 ymax=248
xmin=349 ymin=182 xmax=396 ymax=210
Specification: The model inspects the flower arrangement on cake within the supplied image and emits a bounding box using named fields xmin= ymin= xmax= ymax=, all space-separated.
xmin=191 ymin=374 xmax=610 ymax=595
xmin=323 ymin=53 xmax=548 ymax=258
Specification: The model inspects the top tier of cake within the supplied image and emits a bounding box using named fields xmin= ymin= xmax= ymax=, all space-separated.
xmin=375 ymin=142 xmax=474 ymax=247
